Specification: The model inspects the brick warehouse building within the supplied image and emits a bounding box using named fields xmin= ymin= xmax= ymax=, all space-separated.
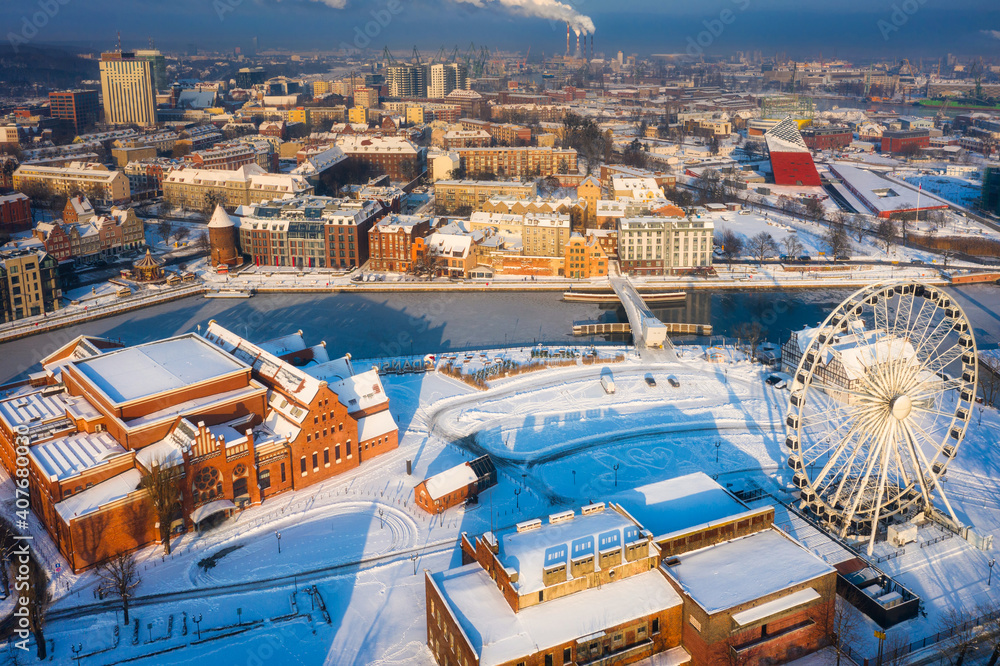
xmin=0 ymin=324 xmax=397 ymax=571
xmin=881 ymin=129 xmax=931 ymax=155
xmin=426 ymin=473 xmax=837 ymax=666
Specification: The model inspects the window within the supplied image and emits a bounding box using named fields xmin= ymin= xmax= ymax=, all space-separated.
xmin=324 ymin=448 xmax=330 ymax=466
xmin=300 ymin=457 xmax=307 ymax=475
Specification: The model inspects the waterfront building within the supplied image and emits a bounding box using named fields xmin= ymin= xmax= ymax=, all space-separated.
xmin=0 ymin=248 xmax=62 ymax=322
xmin=99 ymin=51 xmax=157 ymax=127
xmin=0 ymin=324 xmax=397 ymax=571
xmin=618 ymin=216 xmax=714 ymax=276
xmin=234 ymin=195 xmax=384 ymax=269
xmin=368 ymin=214 xmax=433 ymax=273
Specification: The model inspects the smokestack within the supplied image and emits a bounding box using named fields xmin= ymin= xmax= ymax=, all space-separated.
xmin=566 ymin=23 xmax=571 ymax=56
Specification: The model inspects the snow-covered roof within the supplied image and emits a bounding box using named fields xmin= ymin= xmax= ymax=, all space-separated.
xmin=662 ymin=529 xmax=834 ymax=614
xmin=423 ymin=462 xmax=479 ymax=500
xmin=357 ymin=410 xmax=397 ymax=442
xmin=207 ymin=205 xmax=235 ymax=229
xmin=54 ymin=469 xmax=142 ymax=522
xmin=612 ymin=472 xmax=748 ymax=540
xmin=327 ymin=368 xmax=388 ymax=414
xmin=764 ymin=117 xmax=810 ymax=154
xmin=431 ymin=565 xmax=681 ymax=666
xmin=730 ymin=587 xmax=821 ymax=627
xmin=29 ymin=431 xmax=127 ymax=481
xmin=203 ymin=322 xmax=323 ymax=407
xmin=73 ymin=334 xmax=248 ymax=404
xmin=499 ymin=507 xmax=647 ymax=595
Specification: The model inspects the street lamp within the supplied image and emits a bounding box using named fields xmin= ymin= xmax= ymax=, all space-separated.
xmin=193 ymin=614 xmax=203 ymax=641
xmin=613 ymin=463 xmax=620 ymax=487
xmin=275 ymin=531 xmax=281 ymax=554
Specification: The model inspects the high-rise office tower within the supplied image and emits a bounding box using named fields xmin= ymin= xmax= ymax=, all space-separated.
xmin=99 ymin=51 xmax=157 ymax=126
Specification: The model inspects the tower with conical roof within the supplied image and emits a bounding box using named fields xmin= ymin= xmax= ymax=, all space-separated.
xmin=208 ymin=204 xmax=240 ymax=267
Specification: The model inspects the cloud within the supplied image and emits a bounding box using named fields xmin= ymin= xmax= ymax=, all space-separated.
xmin=449 ymin=0 xmax=595 ymax=33
xmin=982 ymin=29 xmax=1000 ymax=39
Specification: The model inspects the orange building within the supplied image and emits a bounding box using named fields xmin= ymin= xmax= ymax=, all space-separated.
xmin=564 ymin=232 xmax=609 ymax=279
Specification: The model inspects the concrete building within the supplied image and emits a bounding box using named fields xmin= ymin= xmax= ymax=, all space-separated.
xmin=48 ymin=90 xmax=99 ymax=134
xmin=234 ymin=195 xmax=384 ymax=269
xmin=434 ymin=180 xmax=537 ymax=214
xmin=0 ymin=248 xmax=62 ymax=322
xmin=13 ymin=163 xmax=131 ymax=206
xmin=99 ymin=52 xmax=157 ymax=127
xmin=618 ymin=216 xmax=714 ymax=276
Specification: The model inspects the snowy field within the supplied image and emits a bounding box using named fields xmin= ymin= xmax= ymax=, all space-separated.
xmin=3 ymin=343 xmax=1000 ymax=664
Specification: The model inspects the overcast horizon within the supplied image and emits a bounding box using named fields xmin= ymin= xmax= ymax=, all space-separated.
xmin=4 ymin=0 xmax=1000 ymax=60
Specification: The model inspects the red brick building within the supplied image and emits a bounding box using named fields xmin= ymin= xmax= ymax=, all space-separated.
xmin=413 ymin=454 xmax=496 ymax=513
xmin=881 ymin=129 xmax=931 ymax=154
xmin=801 ymin=126 xmax=854 ymax=151
xmin=0 ymin=192 xmax=32 ymax=233
xmin=0 ymin=324 xmax=398 ymax=572
xmin=368 ymin=214 xmax=432 ymax=273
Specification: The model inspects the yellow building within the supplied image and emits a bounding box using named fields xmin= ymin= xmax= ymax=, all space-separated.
xmin=348 ymin=106 xmax=368 ymax=124
xmin=99 ymin=52 xmax=157 ymax=127
xmin=434 ymin=180 xmax=537 ymax=214
xmin=13 ymin=163 xmax=130 ymax=205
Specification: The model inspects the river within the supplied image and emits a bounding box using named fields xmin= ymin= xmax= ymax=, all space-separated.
xmin=2 ymin=284 xmax=998 ymax=385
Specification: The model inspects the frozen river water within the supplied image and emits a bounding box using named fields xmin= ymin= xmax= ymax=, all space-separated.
xmin=1 ymin=284 xmax=999 ymax=384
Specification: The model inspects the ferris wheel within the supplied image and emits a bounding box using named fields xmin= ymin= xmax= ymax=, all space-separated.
xmin=784 ymin=281 xmax=978 ymax=553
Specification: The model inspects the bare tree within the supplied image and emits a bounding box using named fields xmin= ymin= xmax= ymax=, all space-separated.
xmin=782 ymin=234 xmax=805 ymax=258
xmin=824 ymin=223 xmax=852 ymax=258
xmin=746 ymin=231 xmax=779 ymax=265
xmin=96 ymin=551 xmax=141 ymax=626
xmin=139 ymin=459 xmax=183 ymax=556
xmin=875 ymin=218 xmax=897 ymax=254
xmin=936 ymin=606 xmax=980 ymax=666
xmin=828 ymin=595 xmax=862 ymax=666
xmin=735 ymin=321 xmax=767 ymax=361
xmin=157 ymin=219 xmax=174 ymax=246
xmin=715 ymin=228 xmax=744 ymax=267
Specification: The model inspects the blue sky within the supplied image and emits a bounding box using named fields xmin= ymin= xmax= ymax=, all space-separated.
xmin=4 ymin=0 xmax=1000 ymax=57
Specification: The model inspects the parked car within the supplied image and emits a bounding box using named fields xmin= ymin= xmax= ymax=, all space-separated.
xmin=668 ymin=377 xmax=680 ymax=388
xmin=645 ymin=374 xmax=656 ymax=387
